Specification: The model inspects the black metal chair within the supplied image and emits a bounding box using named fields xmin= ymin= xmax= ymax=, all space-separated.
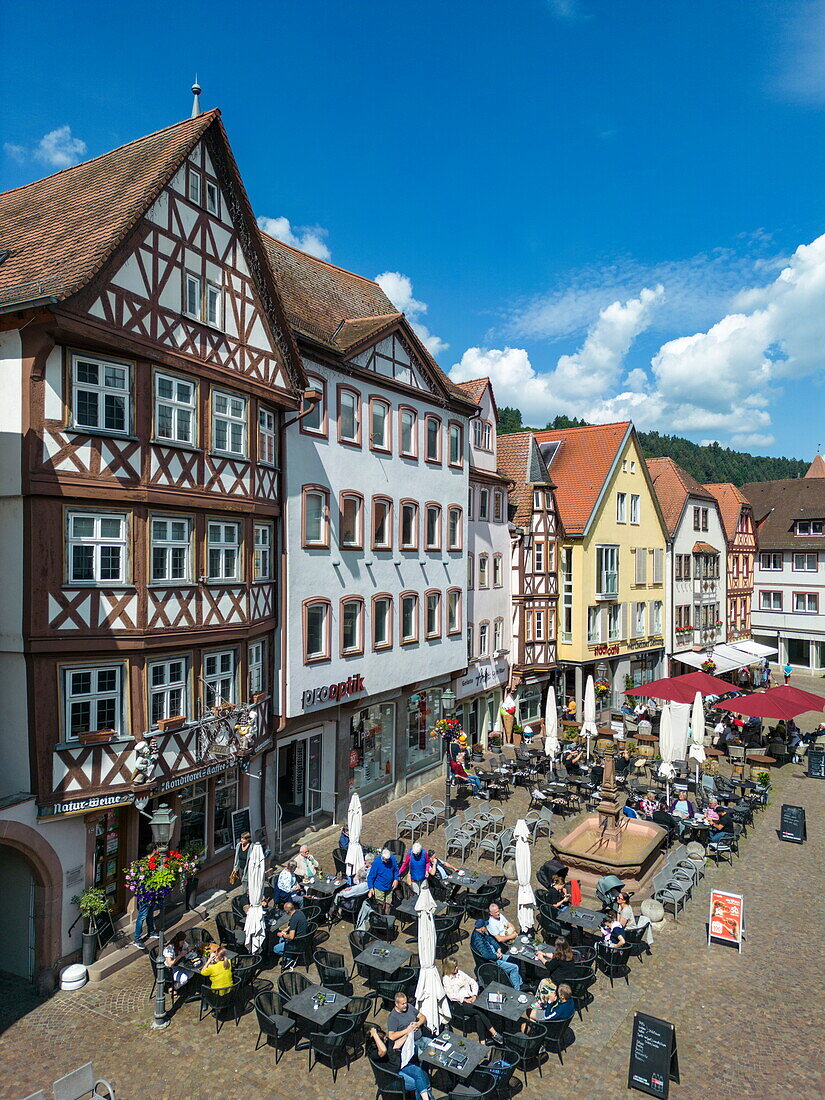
xmin=301 ymin=904 xmax=323 ymax=926
xmin=232 ymin=894 xmax=249 ymax=923
xmin=500 ymin=1020 xmax=548 ymax=1086
xmin=622 ymin=925 xmax=649 ymax=963
xmin=464 ymin=884 xmax=499 ymax=920
xmin=572 ymin=945 xmax=597 ymax=969
xmin=369 ymin=1057 xmax=408 ymax=1100
xmin=306 ymin=1017 xmax=355 ymax=1083
xmin=446 ymin=1068 xmax=498 ymax=1098
xmin=349 ymin=929 xmax=377 ymax=979
xmin=313 ymin=948 xmax=351 ymax=994
xmin=434 ymin=912 xmax=462 ymax=957
xmin=543 ymin=1016 xmax=574 ymax=1064
xmin=563 ymin=965 xmax=596 ymax=1017
xmin=337 ymin=992 xmax=376 ymax=1056
xmin=383 ymin=838 xmax=406 ymax=863
xmin=283 ymin=922 xmax=318 ymax=970
xmin=368 ymin=912 xmax=398 ymax=942
xmin=146 ymin=946 xmax=168 ymax=1000
xmin=485 ymin=875 xmax=508 ymax=903
xmin=199 ymin=979 xmax=244 ymax=1034
xmin=253 ymin=990 xmax=296 ymax=1063
xmin=476 ymin=961 xmax=516 ymax=989
xmin=596 ymin=943 xmax=632 ymax=987
xmin=278 ymin=969 xmax=311 ymax=1002
xmin=375 ymin=966 xmax=418 ymax=1010
xmin=215 ymin=910 xmax=242 ymax=949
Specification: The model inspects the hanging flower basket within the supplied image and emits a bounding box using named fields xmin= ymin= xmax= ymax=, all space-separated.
xmin=594 ymin=678 xmax=611 ymax=699
xmin=124 ymin=849 xmax=194 ymax=906
xmin=701 ymin=659 xmax=717 ymax=674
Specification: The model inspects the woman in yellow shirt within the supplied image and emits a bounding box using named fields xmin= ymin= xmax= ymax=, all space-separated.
xmin=200 ymin=945 xmax=233 ymax=994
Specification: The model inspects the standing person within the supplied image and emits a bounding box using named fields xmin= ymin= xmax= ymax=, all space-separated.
xmin=398 ymin=842 xmax=429 ymax=895
xmin=368 ymin=848 xmax=400 ymax=914
xmin=338 ymin=823 xmax=350 ymax=851
xmin=229 ymin=830 xmax=252 ymax=887
xmin=133 ymin=842 xmax=161 ymax=947
xmin=566 ymin=697 xmax=577 ymax=719
xmin=783 ymin=662 xmax=792 ymax=685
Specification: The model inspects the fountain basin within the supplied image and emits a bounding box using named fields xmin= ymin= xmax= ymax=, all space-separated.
xmin=551 ymin=815 xmax=667 ymax=897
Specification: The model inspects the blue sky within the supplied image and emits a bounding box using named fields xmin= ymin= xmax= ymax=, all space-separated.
xmin=3 ymin=0 xmax=825 ymax=458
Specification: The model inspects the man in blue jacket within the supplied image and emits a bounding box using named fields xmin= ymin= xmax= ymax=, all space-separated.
xmin=470 ymin=920 xmax=522 ymax=990
xmin=367 ymin=848 xmax=400 ymax=914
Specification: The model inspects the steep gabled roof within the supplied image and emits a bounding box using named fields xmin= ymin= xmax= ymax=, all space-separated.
xmin=532 ymin=422 xmax=630 ymax=534
xmin=805 ymin=454 xmax=825 ymax=478
xmin=497 ymin=431 xmax=555 ymax=526
xmin=704 ymin=482 xmax=752 ymax=542
xmin=742 ymin=478 xmax=825 ymax=549
xmin=646 ymin=456 xmax=716 ymax=537
xmin=454 ymin=377 xmax=499 ymax=420
xmin=0 ymin=112 xmax=219 ymax=309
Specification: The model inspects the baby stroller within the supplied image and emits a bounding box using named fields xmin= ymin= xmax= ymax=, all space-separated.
xmin=595 ymin=874 xmax=630 ymax=912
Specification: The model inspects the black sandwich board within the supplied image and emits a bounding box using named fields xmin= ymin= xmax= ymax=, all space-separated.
xmin=779 ymin=804 xmax=806 ymax=843
xmin=231 ymin=806 xmax=252 ymax=849
xmin=807 ymin=750 xmax=825 ymax=780
xmin=94 ymin=906 xmax=117 ymax=952
xmin=628 ymin=1011 xmax=680 ymax=1097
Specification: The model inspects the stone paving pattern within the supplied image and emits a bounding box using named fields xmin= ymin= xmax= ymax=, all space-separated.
xmin=2 ymin=676 xmax=825 ymax=1099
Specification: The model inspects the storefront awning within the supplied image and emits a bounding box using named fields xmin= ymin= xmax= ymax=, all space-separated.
xmin=726 ymin=640 xmax=778 ymax=658
xmin=673 ymin=640 xmax=776 ymax=675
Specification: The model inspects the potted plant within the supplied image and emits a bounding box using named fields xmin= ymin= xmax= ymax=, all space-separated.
xmin=125 ymin=847 xmax=189 ymax=922
xmin=624 ymin=673 xmax=634 ymax=692
xmin=71 ymin=886 xmax=111 ymax=966
xmin=78 ymin=728 xmax=115 ymax=745
xmin=755 ymin=770 xmax=772 ymax=789
xmin=157 ymin=715 xmax=185 ymax=733
xmin=488 ymin=732 xmax=503 ymax=754
xmin=512 ymin=722 xmax=525 ymax=745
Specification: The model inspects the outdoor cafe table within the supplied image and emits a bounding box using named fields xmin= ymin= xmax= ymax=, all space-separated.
xmin=507 ymin=936 xmax=556 ymax=975
xmin=395 ymin=895 xmax=447 ymax=921
xmin=556 ymin=905 xmax=603 ymax=942
xmin=685 ymin=817 xmax=712 ymax=845
xmin=304 ymin=874 xmax=347 ymax=898
xmin=444 ymin=870 xmax=489 ymax=891
xmin=354 ymin=942 xmax=412 ymax=976
xmin=284 ymin=983 xmax=351 ymax=1030
xmin=480 ymin=981 xmax=533 ymax=1025
xmin=419 ymin=1029 xmax=488 ymax=1081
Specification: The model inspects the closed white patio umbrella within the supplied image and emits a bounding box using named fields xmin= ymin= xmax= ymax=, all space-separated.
xmin=345 ymin=793 xmax=365 ymax=878
xmin=243 ymin=841 xmax=266 ymax=953
xmin=657 ymin=704 xmax=677 ymax=806
xmin=414 ymin=885 xmax=451 ymax=1032
xmin=687 ymin=691 xmax=707 ymax=791
xmin=514 ymin=818 xmax=535 ymax=932
xmin=543 ymin=685 xmax=559 ymax=762
xmin=582 ymin=675 xmax=598 ymax=763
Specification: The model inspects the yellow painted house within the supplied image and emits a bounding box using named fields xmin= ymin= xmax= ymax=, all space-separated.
xmin=533 ymin=422 xmax=669 ymax=711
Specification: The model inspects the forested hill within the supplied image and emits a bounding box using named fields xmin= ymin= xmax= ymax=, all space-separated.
xmin=496 ymin=407 xmax=808 ymax=486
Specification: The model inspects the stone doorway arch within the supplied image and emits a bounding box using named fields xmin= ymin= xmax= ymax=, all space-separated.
xmin=0 ymin=820 xmax=63 ymax=983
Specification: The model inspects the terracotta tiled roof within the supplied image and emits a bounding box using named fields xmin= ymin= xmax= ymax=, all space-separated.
xmin=704 ymin=482 xmax=751 ymax=542
xmin=497 ymin=431 xmax=555 ymax=526
xmin=742 ymin=478 xmax=825 ymax=549
xmin=262 ymin=232 xmax=474 ymax=409
xmin=693 ymin=541 xmax=719 ymax=554
xmin=0 ymin=111 xmax=219 ymax=308
xmin=805 ymin=454 xmax=825 ymax=478
xmin=646 ymin=456 xmax=716 ymax=537
xmin=455 ymin=378 xmax=489 ymax=406
xmin=532 ymin=422 xmax=630 ymax=534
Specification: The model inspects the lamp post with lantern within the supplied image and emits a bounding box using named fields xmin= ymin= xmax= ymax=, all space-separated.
xmin=148 ymin=802 xmax=178 ymax=1031
xmin=441 ymin=687 xmax=457 ymax=822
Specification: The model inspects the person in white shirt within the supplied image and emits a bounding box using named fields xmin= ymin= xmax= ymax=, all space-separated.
xmin=441 ymin=958 xmax=504 ymax=1044
xmin=295 ymin=845 xmax=321 ymax=881
xmin=331 ymin=855 xmax=373 ymax=918
xmin=486 ymin=902 xmax=518 ymax=944
xmin=275 ymin=860 xmax=305 ymax=907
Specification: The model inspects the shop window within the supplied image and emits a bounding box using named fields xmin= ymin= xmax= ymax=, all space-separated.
xmin=349 ymin=703 xmax=396 ymax=797
xmin=213 ymin=771 xmax=238 ymax=851
xmin=518 ymin=685 xmax=543 ymax=724
xmin=179 ymin=781 xmax=208 ymax=853
xmin=406 ymin=690 xmax=442 ymax=773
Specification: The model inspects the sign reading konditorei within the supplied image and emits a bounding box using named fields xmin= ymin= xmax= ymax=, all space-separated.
xmin=39 ymin=792 xmax=136 ymax=818
xmin=158 ymin=761 xmax=237 ymax=793
xmin=301 ymin=674 xmax=365 ymax=710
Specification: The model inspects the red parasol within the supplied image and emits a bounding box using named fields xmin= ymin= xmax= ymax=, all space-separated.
xmin=713 ymin=685 xmax=825 ymax=720
xmin=624 ymin=670 xmax=736 ymax=704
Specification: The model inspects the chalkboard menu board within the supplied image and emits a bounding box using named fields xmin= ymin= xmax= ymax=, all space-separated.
xmin=779 ymin=804 xmax=806 ymax=844
xmin=231 ymin=806 xmax=251 ymax=849
xmin=808 ymin=750 xmax=825 ymax=780
xmin=628 ymin=1012 xmax=679 ymax=1097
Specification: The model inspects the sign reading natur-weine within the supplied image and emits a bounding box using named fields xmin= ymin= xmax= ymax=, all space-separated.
xmin=301 ymin=674 xmax=366 ymax=710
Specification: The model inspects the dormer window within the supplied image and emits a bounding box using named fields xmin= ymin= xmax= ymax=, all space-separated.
xmin=795 ymin=520 xmax=824 ymax=535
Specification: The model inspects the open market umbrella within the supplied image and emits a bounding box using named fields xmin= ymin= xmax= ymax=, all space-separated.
xmin=243 ymin=842 xmax=266 ymax=953
xmin=687 ymin=691 xmax=706 ymax=790
xmin=582 ymin=675 xmax=598 ymax=763
xmin=514 ymin=819 xmax=535 ymax=932
xmin=657 ymin=704 xmax=676 ymax=807
xmin=345 ymin=793 xmax=365 ymax=878
xmin=543 ymin=685 xmax=559 ymax=762
xmin=625 ymin=670 xmax=735 ymax=703
xmin=713 ymin=684 xmax=825 ymax=721
xmin=414 ymin=885 xmax=451 ymax=1032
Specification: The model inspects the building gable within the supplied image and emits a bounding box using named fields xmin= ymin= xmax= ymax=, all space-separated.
xmin=348 ymin=329 xmax=435 ymax=394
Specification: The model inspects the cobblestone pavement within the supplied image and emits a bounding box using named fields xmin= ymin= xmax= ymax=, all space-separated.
xmin=2 ymin=680 xmax=825 ymax=1099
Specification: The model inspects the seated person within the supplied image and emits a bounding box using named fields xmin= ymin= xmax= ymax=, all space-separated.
xmin=562 ymin=747 xmax=584 ymax=774
xmin=275 ymin=859 xmax=305 ymax=906
xmin=441 ymin=958 xmax=504 ymax=1044
xmin=426 ymin=852 xmax=456 ymax=882
xmin=599 ymin=915 xmax=626 ymax=949
xmin=566 ymin=697 xmax=577 ymax=719
xmin=546 ymin=872 xmax=570 ymax=911
xmin=295 ymin=844 xmax=321 ymax=881
xmin=470 ymin=920 xmax=522 ymax=990
xmin=200 ymin=944 xmax=233 ymax=993
xmin=651 ymin=807 xmax=677 ymax=833
xmin=668 ymin=794 xmax=695 ymax=836
xmin=712 ymin=719 xmax=727 ymax=748
xmin=539 ymin=938 xmax=581 ymax=983
xmin=589 ymin=763 xmax=604 ymax=786
xmin=162 ymin=931 xmax=192 ymax=990
xmin=614 ymin=748 xmax=632 ymax=777
xmin=708 ymin=804 xmax=735 ymax=844
xmin=242 ymin=885 xmax=278 ymax=922
xmin=367 ymin=848 xmax=401 ymax=914
xmin=450 ymin=752 xmax=488 ymax=798
xmin=640 ymin=791 xmax=661 ymax=817
xmin=449 ymin=732 xmax=469 ymax=762
xmin=704 ymin=797 xmax=721 ymax=823
xmin=622 ymin=802 xmax=638 ymax=818
xmin=615 ymin=890 xmax=653 ymax=945
xmin=487 ymin=902 xmax=518 ymax=944
xmin=270 ymin=899 xmax=307 ymax=959
xmin=332 ymin=856 xmax=373 ymax=918
xmin=369 ymin=1022 xmax=434 ymax=1100
xmin=528 ymin=982 xmax=576 ymax=1024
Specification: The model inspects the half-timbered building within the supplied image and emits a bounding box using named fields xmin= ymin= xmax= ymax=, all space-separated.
xmin=0 ymin=110 xmax=306 ymax=981
xmin=496 ymin=433 xmax=560 ymax=729
xmin=705 ymin=482 xmax=757 ymax=644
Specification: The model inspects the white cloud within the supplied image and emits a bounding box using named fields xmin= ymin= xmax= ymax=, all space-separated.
xmin=375 ymin=271 xmax=448 ymax=358
xmin=256 ymin=215 xmax=331 ymax=261
xmin=4 ymin=125 xmax=87 ymax=169
xmin=730 ymin=432 xmax=776 ymax=450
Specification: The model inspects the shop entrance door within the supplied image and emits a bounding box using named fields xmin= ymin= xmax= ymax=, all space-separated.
xmin=277 ymin=733 xmax=322 ymax=825
xmin=94 ymin=808 xmax=125 ymax=913
xmin=0 ymin=846 xmax=35 ymax=980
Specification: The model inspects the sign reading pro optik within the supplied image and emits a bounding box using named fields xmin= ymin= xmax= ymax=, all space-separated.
xmin=301 ymin=674 xmax=366 ymax=710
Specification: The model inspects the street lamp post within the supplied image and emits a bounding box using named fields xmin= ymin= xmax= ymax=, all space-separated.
xmin=149 ymin=802 xmax=178 ymax=1031
xmin=441 ymin=688 xmax=457 ymax=823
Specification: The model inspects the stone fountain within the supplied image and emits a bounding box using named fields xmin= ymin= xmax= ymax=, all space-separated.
xmin=550 ymin=745 xmax=667 ymax=895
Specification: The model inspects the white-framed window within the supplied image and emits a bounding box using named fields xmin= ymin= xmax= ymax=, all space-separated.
xmin=154 ymin=371 xmax=196 ymax=445
xmin=212 ymin=390 xmax=247 ymax=456
xmin=373 ymin=596 xmax=392 ymax=649
xmin=759 ymin=590 xmax=782 ymax=610
xmin=149 ymin=657 xmax=188 ymax=726
xmin=467 ymin=623 xmax=474 ymax=660
xmin=533 ymin=540 xmax=544 ymax=573
xmin=205 ymin=179 xmax=219 ymax=215
xmin=207 ymin=521 xmax=240 ymax=580
xmin=72 ymin=353 xmax=131 ymax=435
xmin=449 ymin=422 xmax=463 ymax=466
xmin=342 ymin=598 xmax=364 ymax=654
xmin=587 ymin=606 xmax=601 ymax=644
xmin=760 ymin=552 xmax=783 ymax=571
xmin=634 ymin=601 xmax=646 ymax=637
xmin=630 ymin=494 xmax=640 ymax=525
xmin=527 ymin=611 xmax=545 ymax=642
xmin=447 ymin=589 xmax=462 ymax=634
xmin=426 ymin=591 xmax=442 ymax=638
xmin=425 ymin=415 xmax=441 ymax=462
xmin=447 ymin=506 xmax=462 ymax=550
xmin=401 ymin=593 xmax=419 ymax=643
xmin=399 ymin=407 xmax=417 ymax=457
xmin=616 ymin=492 xmax=627 ymax=523
xmin=479 ymin=621 xmax=490 ymax=656
xmin=341 ymin=494 xmax=363 ymax=549
xmin=425 ymin=504 xmax=441 ymax=551
xmin=795 ymin=520 xmax=824 ymax=535
xmin=258 ymin=407 xmax=277 ymax=466
xmin=479 ymin=490 xmax=489 ymax=521
xmin=401 ymin=501 xmax=418 ymax=550
xmin=303 ymin=488 xmax=329 ymax=547
xmin=63 ymin=664 xmax=123 ymax=740
xmin=203 ymin=649 xmax=236 ymax=706
xmin=305 ymin=601 xmax=330 ymax=661
xmin=793 ymin=592 xmax=818 ymax=613
xmin=151 ymin=515 xmax=191 ymax=583
xmin=339 ymin=388 xmax=361 ymax=445
xmin=185 ymin=272 xmax=222 ymax=327
xmin=493 ymin=555 xmax=503 ymax=588
xmin=373 ymin=498 xmax=393 ymax=550
xmin=253 ymin=523 xmax=273 ymax=581
xmin=493 ymin=618 xmax=503 ymax=652
xmin=249 ymin=640 xmax=265 ymax=695
xmin=68 ymin=512 xmax=127 ymax=585
xmin=608 ymin=603 xmax=621 ymax=641
xmin=187 ymin=169 xmax=201 ymax=204
xmin=651 ymin=599 xmax=663 ymax=634
xmin=793 ymin=552 xmax=818 ymax=572
xmin=468 ymin=486 xmax=474 ymax=520
xmin=370 ymin=398 xmax=391 ymax=452
xmin=596 ymin=545 xmax=619 ymax=598
xmin=479 ymin=554 xmax=489 ymax=588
